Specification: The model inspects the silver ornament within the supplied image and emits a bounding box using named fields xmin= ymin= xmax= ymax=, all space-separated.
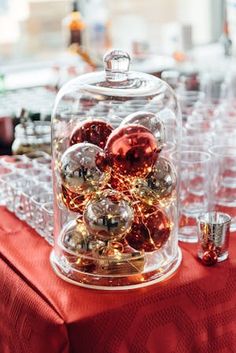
xmin=83 ymin=189 xmax=134 ymax=241
xmin=133 ymin=157 xmax=177 ymax=204
xmin=60 ymin=142 xmax=110 ymax=195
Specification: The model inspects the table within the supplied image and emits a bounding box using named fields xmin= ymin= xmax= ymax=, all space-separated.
xmin=0 ymin=206 xmax=236 ymax=353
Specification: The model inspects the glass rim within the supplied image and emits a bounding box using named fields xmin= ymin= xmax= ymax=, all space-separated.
xmin=209 ymin=145 xmax=236 ymax=157
xmin=31 ymin=191 xmax=53 ymax=202
xmin=171 ymin=150 xmax=211 ymax=163
xmin=0 ymin=155 xmax=27 ymax=164
xmin=177 ymin=90 xmax=205 ymax=100
xmin=22 ymin=184 xmax=45 ymax=196
xmin=0 ymin=167 xmax=13 ymax=175
xmin=0 ymin=173 xmax=24 ymax=181
xmin=15 ymin=162 xmax=33 ymax=168
xmin=25 ymin=150 xmax=50 ymax=159
xmin=42 ymin=201 xmax=54 ymax=212
xmin=197 ymin=211 xmax=231 ymax=225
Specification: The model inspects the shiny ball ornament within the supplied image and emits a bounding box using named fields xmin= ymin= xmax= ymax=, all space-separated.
xmin=125 ymin=222 xmax=155 ymax=252
xmin=83 ymin=189 xmax=134 ymax=241
xmin=121 ymin=111 xmax=165 ymax=151
xmin=61 ymin=184 xmax=87 ymax=213
xmin=105 ymin=125 xmax=159 ymax=177
xmin=126 ymin=203 xmax=171 ymax=252
xmin=60 ymin=219 xmax=91 ymax=254
xmin=70 ymin=120 xmax=113 ymax=149
xmin=200 ymin=241 xmax=222 ymax=257
xmin=60 ymin=143 xmax=110 ymax=195
xmin=144 ymin=208 xmax=171 ymax=249
xmin=60 ymin=219 xmax=105 ymax=274
xmin=201 ymin=250 xmax=218 ymax=266
xmin=201 ymin=240 xmax=216 ymax=252
xmin=133 ymin=157 xmax=177 ymax=204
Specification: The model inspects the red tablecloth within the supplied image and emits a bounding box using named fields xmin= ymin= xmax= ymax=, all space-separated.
xmin=0 ymin=206 xmax=236 ymax=353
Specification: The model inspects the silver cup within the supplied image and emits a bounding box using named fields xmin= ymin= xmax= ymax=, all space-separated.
xmin=197 ymin=211 xmax=231 ymax=263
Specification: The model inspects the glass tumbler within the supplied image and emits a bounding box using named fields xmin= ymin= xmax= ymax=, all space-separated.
xmin=0 ymin=167 xmax=13 ymax=205
xmin=197 ymin=211 xmax=231 ymax=263
xmin=33 ymin=156 xmax=52 ymax=171
xmin=14 ymin=179 xmax=36 ymax=220
xmin=1 ymin=174 xmax=25 ymax=212
xmin=177 ymin=151 xmax=211 ymax=243
xmin=23 ymin=185 xmax=48 ymax=227
xmin=209 ymin=145 xmax=236 ymax=231
xmin=30 ymin=192 xmax=53 ymax=236
xmin=177 ymin=90 xmax=205 ymax=123
xmin=42 ymin=202 xmax=54 ymax=245
xmin=14 ymin=162 xmax=34 ymax=175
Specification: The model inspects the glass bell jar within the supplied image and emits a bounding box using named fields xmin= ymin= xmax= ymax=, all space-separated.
xmin=50 ymin=49 xmax=182 ymax=290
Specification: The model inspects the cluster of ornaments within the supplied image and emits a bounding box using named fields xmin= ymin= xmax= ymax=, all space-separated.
xmin=59 ymin=111 xmax=177 ymax=274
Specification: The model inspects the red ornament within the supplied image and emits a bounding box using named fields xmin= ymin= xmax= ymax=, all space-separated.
xmin=201 ymin=241 xmax=222 ymax=256
xmin=61 ymin=184 xmax=87 ymax=213
xmin=105 ymin=125 xmax=159 ymax=177
xmin=126 ymin=222 xmax=155 ymax=252
xmin=126 ymin=203 xmax=171 ymax=252
xmin=134 ymin=201 xmax=158 ymax=221
xmin=70 ymin=120 xmax=113 ymax=149
xmin=144 ymin=209 xmax=171 ymax=249
xmin=201 ymin=240 xmax=215 ymax=252
xmin=202 ymin=250 xmax=218 ymax=266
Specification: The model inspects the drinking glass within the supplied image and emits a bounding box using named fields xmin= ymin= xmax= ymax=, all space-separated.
xmin=1 ymin=174 xmax=25 ymax=212
xmin=176 ymin=150 xmax=211 ymax=243
xmin=42 ymin=202 xmax=54 ymax=245
xmin=24 ymin=168 xmax=44 ymax=179
xmin=177 ymin=90 xmax=205 ymax=122
xmin=14 ymin=179 xmax=36 ymax=220
xmin=184 ymin=119 xmax=215 ymax=135
xmin=197 ymin=211 xmax=231 ymax=263
xmin=200 ymin=72 xmax=224 ymax=104
xmin=33 ymin=156 xmax=51 ymax=170
xmin=209 ymin=145 xmax=236 ymax=231
xmin=23 ymin=185 xmax=48 ymax=226
xmin=37 ymin=173 xmax=53 ymax=190
xmin=30 ymin=192 xmax=53 ymax=236
xmin=14 ymin=162 xmax=34 ymax=175
xmin=181 ymin=134 xmax=213 ymax=152
xmin=0 ymin=155 xmax=27 ymax=168
xmin=25 ymin=151 xmax=50 ymax=160
xmin=0 ymin=167 xmax=13 ymax=205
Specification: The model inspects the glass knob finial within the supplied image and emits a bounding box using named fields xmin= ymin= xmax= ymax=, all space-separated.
xmin=103 ymin=49 xmax=131 ymax=82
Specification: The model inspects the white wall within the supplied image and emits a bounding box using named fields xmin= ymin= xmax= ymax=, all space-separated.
xmin=177 ymin=0 xmax=212 ymax=44
xmin=106 ymin=0 xmax=214 ymax=53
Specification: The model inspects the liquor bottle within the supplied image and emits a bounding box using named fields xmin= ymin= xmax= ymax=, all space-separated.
xmin=63 ymin=0 xmax=85 ymax=48
xmin=0 ymin=73 xmax=5 ymax=93
xmin=84 ymin=0 xmax=112 ymax=64
xmin=219 ymin=19 xmax=232 ymax=57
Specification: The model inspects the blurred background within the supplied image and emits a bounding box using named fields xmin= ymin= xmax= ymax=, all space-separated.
xmin=0 ymin=0 xmax=235 ymax=154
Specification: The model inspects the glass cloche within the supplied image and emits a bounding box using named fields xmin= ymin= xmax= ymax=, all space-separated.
xmin=50 ymin=50 xmax=182 ymax=290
